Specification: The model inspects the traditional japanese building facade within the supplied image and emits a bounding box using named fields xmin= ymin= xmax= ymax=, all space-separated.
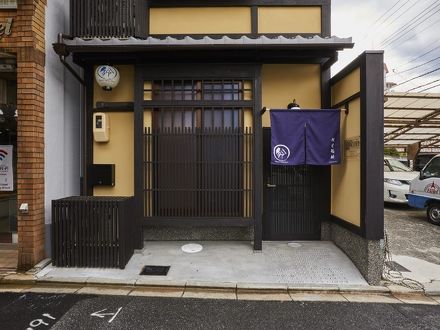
xmin=48 ymin=0 xmax=383 ymax=283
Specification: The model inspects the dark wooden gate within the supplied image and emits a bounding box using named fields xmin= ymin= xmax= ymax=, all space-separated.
xmin=263 ymin=128 xmax=328 ymax=240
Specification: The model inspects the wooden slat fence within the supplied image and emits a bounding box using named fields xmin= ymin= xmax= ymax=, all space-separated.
xmin=52 ymin=196 xmax=135 ymax=269
xmin=70 ymin=0 xmax=147 ymax=38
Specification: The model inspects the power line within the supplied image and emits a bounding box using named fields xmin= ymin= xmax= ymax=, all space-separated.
xmin=405 ymin=78 xmax=440 ymax=92
xmin=404 ymin=43 xmax=440 ymax=65
xmin=385 ymin=1 xmax=422 ymax=28
xmin=379 ymin=0 xmax=439 ymax=46
xmin=362 ymin=0 xmax=411 ymax=39
xmin=384 ymin=14 xmax=440 ymax=54
xmin=394 ymin=67 xmax=440 ymax=87
xmin=376 ymin=0 xmax=412 ymax=28
xmin=419 ymin=82 xmax=440 ymax=92
xmin=383 ymin=6 xmax=440 ymax=47
xmin=371 ymin=0 xmax=405 ymax=27
xmin=390 ymin=56 xmax=440 ymax=76
xmin=380 ymin=1 xmax=440 ymax=47
xmin=379 ymin=1 xmax=435 ymax=45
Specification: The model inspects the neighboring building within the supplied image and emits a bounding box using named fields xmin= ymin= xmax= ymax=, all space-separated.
xmin=44 ymin=0 xmax=81 ymax=257
xmin=4 ymin=0 xmax=384 ymax=284
xmin=0 ymin=0 xmax=81 ymax=270
xmin=0 ymin=0 xmax=46 ymax=269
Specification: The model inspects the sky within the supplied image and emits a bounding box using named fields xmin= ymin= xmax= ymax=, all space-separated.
xmin=332 ymin=0 xmax=440 ymax=93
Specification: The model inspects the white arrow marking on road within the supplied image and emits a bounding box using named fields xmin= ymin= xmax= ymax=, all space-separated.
xmin=91 ymin=307 xmax=123 ymax=323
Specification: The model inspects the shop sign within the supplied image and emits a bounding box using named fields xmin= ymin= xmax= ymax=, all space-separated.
xmin=0 ymin=18 xmax=13 ymax=39
xmin=344 ymin=136 xmax=360 ymax=159
xmin=0 ymin=145 xmax=13 ymax=191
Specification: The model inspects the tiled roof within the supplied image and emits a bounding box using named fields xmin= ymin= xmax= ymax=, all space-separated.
xmin=59 ymin=35 xmax=353 ymax=51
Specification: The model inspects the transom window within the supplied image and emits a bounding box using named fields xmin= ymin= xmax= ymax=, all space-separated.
xmin=144 ymin=79 xmax=253 ymax=102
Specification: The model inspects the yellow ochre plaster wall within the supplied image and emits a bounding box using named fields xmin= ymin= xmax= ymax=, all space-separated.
xmin=150 ymin=7 xmax=252 ymax=34
xmin=331 ymin=69 xmax=361 ymax=227
xmin=258 ymin=7 xmax=321 ymax=34
xmin=261 ymin=64 xmax=321 ymax=127
xmin=93 ymin=65 xmax=135 ymax=197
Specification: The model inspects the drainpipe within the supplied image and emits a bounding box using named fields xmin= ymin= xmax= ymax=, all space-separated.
xmin=55 ymin=33 xmax=88 ymax=194
xmin=59 ymin=55 xmax=84 ymax=86
xmin=57 ymin=34 xmax=84 ymax=86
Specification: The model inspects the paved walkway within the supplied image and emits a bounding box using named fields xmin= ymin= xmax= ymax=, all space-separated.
xmin=385 ymin=204 xmax=440 ymax=293
xmin=36 ymin=241 xmax=367 ymax=286
xmin=0 ymin=244 xmax=17 ymax=274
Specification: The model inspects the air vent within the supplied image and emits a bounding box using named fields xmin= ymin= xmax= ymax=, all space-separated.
xmin=140 ymin=265 xmax=170 ymax=276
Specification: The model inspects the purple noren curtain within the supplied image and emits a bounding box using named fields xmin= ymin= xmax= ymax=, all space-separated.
xmin=270 ymin=109 xmax=341 ymax=166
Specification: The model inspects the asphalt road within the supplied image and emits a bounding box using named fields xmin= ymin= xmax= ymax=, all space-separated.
xmin=384 ymin=203 xmax=440 ymax=265
xmin=1 ymin=292 xmax=440 ymax=330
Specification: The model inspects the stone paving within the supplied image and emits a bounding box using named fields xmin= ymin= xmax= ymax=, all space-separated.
xmin=384 ymin=203 xmax=440 ymax=265
xmin=0 ymin=244 xmax=17 ymax=273
xmin=35 ymin=241 xmax=367 ymax=286
xmin=384 ymin=203 xmax=440 ymax=292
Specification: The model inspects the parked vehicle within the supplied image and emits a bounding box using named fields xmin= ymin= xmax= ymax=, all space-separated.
xmin=408 ymin=155 xmax=440 ymax=225
xmin=384 ymin=157 xmax=419 ymax=203
xmin=413 ymin=153 xmax=437 ymax=171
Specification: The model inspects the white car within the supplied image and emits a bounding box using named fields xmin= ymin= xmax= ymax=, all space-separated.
xmin=384 ymin=157 xmax=419 ymax=203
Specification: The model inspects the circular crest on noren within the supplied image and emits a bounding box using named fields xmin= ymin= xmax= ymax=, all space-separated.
xmin=273 ymin=144 xmax=290 ymax=163
xmin=95 ymin=65 xmax=120 ymax=91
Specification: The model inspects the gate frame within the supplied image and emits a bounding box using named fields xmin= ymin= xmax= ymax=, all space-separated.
xmin=133 ymin=63 xmax=263 ymax=250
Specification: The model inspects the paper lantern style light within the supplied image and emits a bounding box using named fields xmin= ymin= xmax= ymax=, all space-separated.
xmin=95 ymin=65 xmax=120 ymax=91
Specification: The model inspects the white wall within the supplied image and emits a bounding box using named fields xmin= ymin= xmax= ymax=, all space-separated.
xmin=44 ymin=0 xmax=82 ymax=255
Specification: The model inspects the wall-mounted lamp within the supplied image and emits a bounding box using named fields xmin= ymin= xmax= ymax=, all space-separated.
xmin=287 ymin=99 xmax=300 ymax=110
xmin=95 ymin=65 xmax=120 ymax=91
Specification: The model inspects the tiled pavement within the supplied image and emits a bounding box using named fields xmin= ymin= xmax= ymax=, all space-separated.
xmin=0 ymin=244 xmax=17 ymax=274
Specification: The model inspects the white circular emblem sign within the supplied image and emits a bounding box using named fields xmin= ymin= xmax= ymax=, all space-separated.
xmin=273 ymin=144 xmax=290 ymax=163
xmin=95 ymin=65 xmax=120 ymax=91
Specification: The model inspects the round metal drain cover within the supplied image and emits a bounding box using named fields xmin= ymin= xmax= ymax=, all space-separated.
xmin=287 ymin=242 xmax=302 ymax=248
xmin=181 ymin=243 xmax=203 ymax=254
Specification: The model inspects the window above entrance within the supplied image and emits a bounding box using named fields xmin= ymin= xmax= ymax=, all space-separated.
xmin=144 ymin=80 xmax=253 ymax=102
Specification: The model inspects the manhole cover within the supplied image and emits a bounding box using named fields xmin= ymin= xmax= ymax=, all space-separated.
xmin=140 ymin=265 xmax=170 ymax=276
xmin=181 ymin=243 xmax=203 ymax=253
xmin=287 ymin=242 xmax=302 ymax=248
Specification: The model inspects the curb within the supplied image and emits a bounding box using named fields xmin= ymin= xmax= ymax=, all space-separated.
xmin=1 ymin=276 xmax=439 ymax=304
xmin=1 ymin=271 xmax=439 ymax=298
xmin=0 ymin=275 xmax=435 ymax=296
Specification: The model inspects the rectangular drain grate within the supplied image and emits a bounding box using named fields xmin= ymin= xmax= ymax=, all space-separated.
xmin=140 ymin=265 xmax=170 ymax=276
xmin=385 ymin=261 xmax=410 ymax=272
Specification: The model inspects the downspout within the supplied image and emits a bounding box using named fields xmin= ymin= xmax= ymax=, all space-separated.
xmin=59 ymin=55 xmax=84 ymax=86
xmin=54 ymin=33 xmax=88 ymax=195
xmin=56 ymin=33 xmax=84 ymax=86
